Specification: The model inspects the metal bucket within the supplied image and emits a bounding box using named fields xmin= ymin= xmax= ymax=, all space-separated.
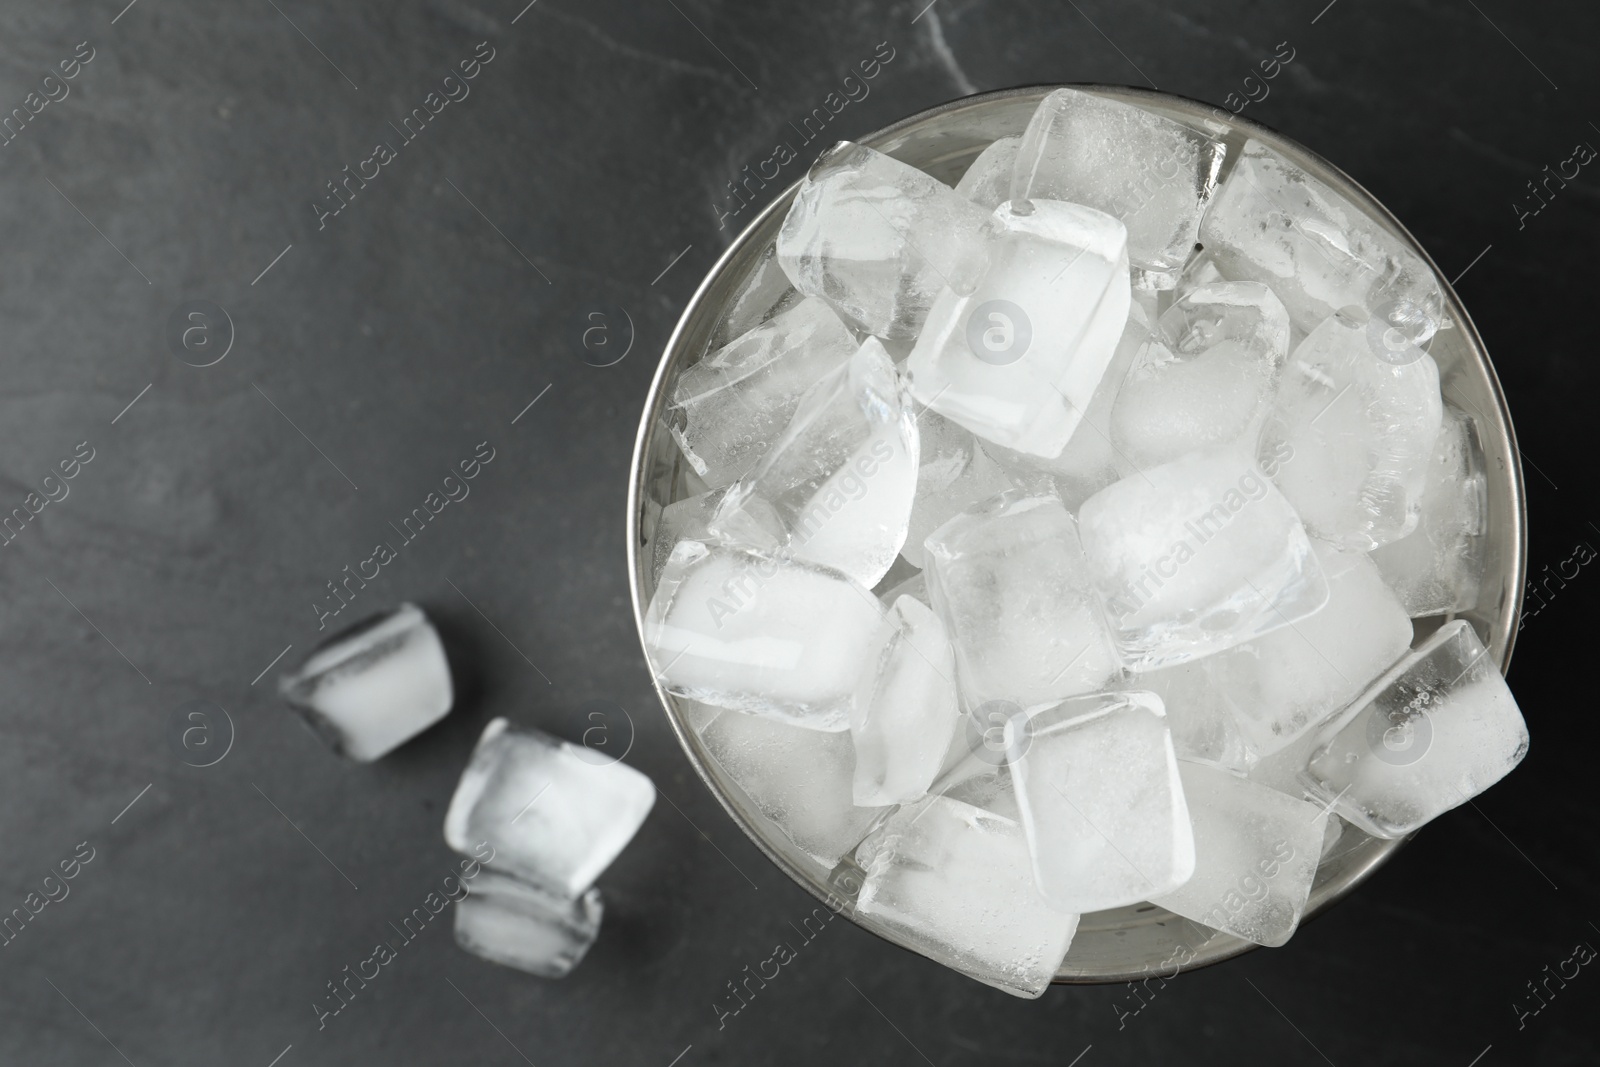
xmin=627 ymin=85 xmax=1526 ymax=983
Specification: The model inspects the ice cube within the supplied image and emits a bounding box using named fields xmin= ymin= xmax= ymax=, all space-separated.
xmin=1012 ymin=88 xmax=1226 ymax=287
xmin=443 ymin=718 xmax=656 ymax=896
xmin=668 ymin=297 xmax=858 ymax=490
xmin=955 ymin=136 xmax=1022 ymax=210
xmin=901 ymin=409 xmax=1013 ymax=568
xmin=1110 ymin=282 xmax=1290 ymax=470
xmin=278 ymin=603 xmax=452 ymax=762
xmin=708 ymin=338 xmax=919 ymax=588
xmin=776 ymin=141 xmax=991 ymax=339
xmin=1303 ymin=620 xmax=1528 ymax=838
xmin=1077 ymin=449 xmax=1328 ymax=670
xmin=453 ymin=871 xmax=603 ymax=978
xmin=1127 ymin=660 xmax=1254 ymax=772
xmin=851 ymin=595 xmax=961 ymax=806
xmin=696 ymin=706 xmax=890 ymax=867
xmin=1368 ymin=408 xmax=1488 ymax=616
xmin=924 ymin=491 xmax=1119 ymax=709
xmin=1200 ymin=140 xmax=1445 ymax=342
xmin=1010 ymin=691 xmax=1193 ymax=912
xmin=644 ymin=541 xmax=887 ymax=731
xmin=1149 ymin=762 xmax=1326 ymax=947
xmin=1203 ymin=541 xmax=1414 ymax=758
xmin=1261 ymin=308 xmax=1443 ymax=550
xmin=906 ymin=199 xmax=1132 ymax=459
xmin=856 ymin=795 xmax=1079 ymax=999
xmin=650 ymin=487 xmax=728 ymax=584
xmin=710 ymin=241 xmax=804 ymax=350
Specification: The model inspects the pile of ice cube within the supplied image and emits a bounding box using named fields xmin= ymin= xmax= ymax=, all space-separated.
xmin=645 ymin=88 xmax=1530 ymax=998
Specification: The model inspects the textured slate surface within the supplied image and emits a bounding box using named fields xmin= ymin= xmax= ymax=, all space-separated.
xmin=0 ymin=0 xmax=1595 ymax=1064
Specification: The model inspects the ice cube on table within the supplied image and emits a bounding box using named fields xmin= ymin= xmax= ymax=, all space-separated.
xmin=650 ymin=486 xmax=727 ymax=584
xmin=856 ymin=795 xmax=1079 ymax=999
xmin=955 ymin=135 xmax=1022 ymax=210
xmin=851 ymin=595 xmax=961 ymax=806
xmin=710 ymin=241 xmax=804 ymax=351
xmin=668 ymin=297 xmax=858 ymax=490
xmin=1012 ymin=87 xmax=1226 ymax=287
xmin=1304 ymin=619 xmax=1528 ymax=838
xmin=776 ymin=141 xmax=991 ymax=339
xmin=906 ymin=199 xmax=1132 ymax=459
xmin=924 ymin=491 xmax=1119 ymax=709
xmin=1110 ymin=281 xmax=1290 ymax=470
xmin=644 ymin=541 xmax=887 ymax=731
xmin=708 ymin=338 xmax=919 ymax=588
xmin=1200 ymin=139 xmax=1445 ymax=342
xmin=443 ymin=718 xmax=656 ymax=896
xmin=901 ymin=409 xmax=1014 ymax=568
xmin=696 ymin=705 xmax=891 ymax=867
xmin=1368 ymin=407 xmax=1488 ymax=616
xmin=1149 ymin=762 xmax=1327 ymax=948
xmin=1127 ymin=660 xmax=1254 ymax=772
xmin=1261 ymin=308 xmax=1443 ymax=550
xmin=1010 ymin=691 xmax=1193 ymax=912
xmin=454 ymin=870 xmax=603 ymax=978
xmin=278 ymin=603 xmax=452 ymax=762
xmin=1204 ymin=541 xmax=1414 ymax=758
xmin=1077 ymin=449 xmax=1328 ymax=670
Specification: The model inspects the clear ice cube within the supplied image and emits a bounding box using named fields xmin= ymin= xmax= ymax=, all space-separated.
xmin=906 ymin=199 xmax=1132 ymax=459
xmin=708 ymin=338 xmax=919 ymax=588
xmin=668 ymin=296 xmax=858 ymax=490
xmin=1110 ymin=281 xmax=1290 ymax=470
xmin=650 ymin=486 xmax=727 ymax=584
xmin=443 ymin=718 xmax=656 ymax=896
xmin=695 ymin=705 xmax=890 ymax=867
xmin=1010 ymin=691 xmax=1194 ymax=912
xmin=1261 ymin=308 xmax=1443 ymax=550
xmin=955 ymin=135 xmax=1022 ymax=210
xmin=850 ymin=595 xmax=962 ymax=806
xmin=1149 ymin=762 xmax=1327 ymax=948
xmin=454 ymin=870 xmax=603 ymax=978
xmin=924 ymin=491 xmax=1119 ymax=709
xmin=1368 ymin=407 xmax=1488 ymax=616
xmin=1303 ymin=620 xmax=1528 ymax=838
xmin=1012 ymin=88 xmax=1226 ymax=287
xmin=1077 ymin=449 xmax=1328 ymax=670
xmin=1200 ymin=139 xmax=1445 ymax=342
xmin=856 ymin=795 xmax=1079 ymax=999
xmin=644 ymin=541 xmax=887 ymax=731
xmin=278 ymin=603 xmax=453 ymax=762
xmin=901 ymin=409 xmax=1013 ymax=568
xmin=776 ymin=141 xmax=991 ymax=339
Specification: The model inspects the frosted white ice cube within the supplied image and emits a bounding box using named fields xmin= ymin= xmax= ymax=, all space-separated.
xmin=901 ymin=410 xmax=1013 ymax=568
xmin=650 ymin=486 xmax=727 ymax=584
xmin=1149 ymin=762 xmax=1326 ymax=947
xmin=1110 ymin=281 xmax=1290 ymax=470
xmin=709 ymin=338 xmax=919 ymax=587
xmin=443 ymin=718 xmax=656 ymax=896
xmin=1262 ymin=308 xmax=1443 ymax=550
xmin=668 ymin=297 xmax=858 ymax=490
xmin=906 ymin=199 xmax=1132 ymax=458
xmin=454 ymin=871 xmax=603 ymax=978
xmin=696 ymin=705 xmax=890 ymax=867
xmin=856 ymin=795 xmax=1079 ymax=999
xmin=1011 ymin=691 xmax=1193 ymax=912
xmin=850 ymin=595 xmax=961 ymax=806
xmin=1304 ymin=620 xmax=1528 ymax=838
xmin=924 ymin=491 xmax=1118 ymax=709
xmin=955 ymin=135 xmax=1021 ymax=210
xmin=1368 ymin=407 xmax=1488 ymax=616
xmin=777 ymin=142 xmax=991 ymax=339
xmin=1013 ymin=88 xmax=1226 ymax=286
xmin=1078 ymin=449 xmax=1328 ymax=670
xmin=644 ymin=541 xmax=886 ymax=731
xmin=279 ymin=603 xmax=452 ymax=762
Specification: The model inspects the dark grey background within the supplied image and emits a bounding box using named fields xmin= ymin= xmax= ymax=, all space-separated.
xmin=0 ymin=0 xmax=1594 ymax=1064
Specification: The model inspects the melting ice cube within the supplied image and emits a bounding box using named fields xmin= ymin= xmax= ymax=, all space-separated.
xmin=454 ymin=870 xmax=603 ymax=978
xmin=278 ymin=603 xmax=452 ymax=762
